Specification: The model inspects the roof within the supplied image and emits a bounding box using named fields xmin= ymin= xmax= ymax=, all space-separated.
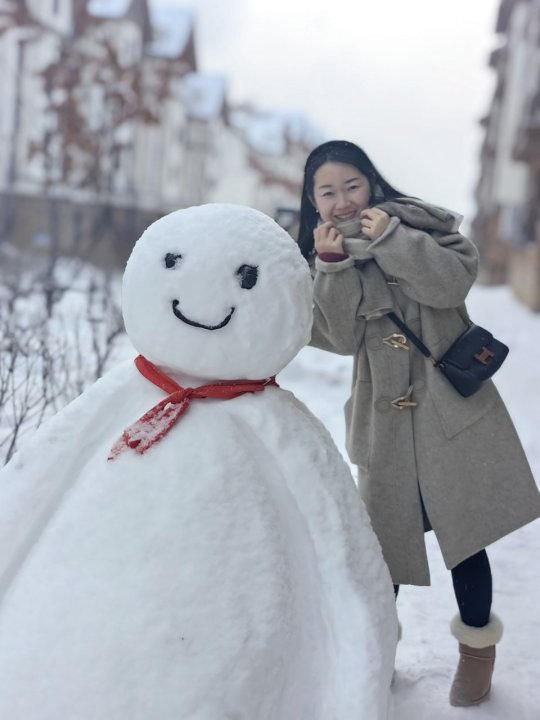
xmin=180 ymin=72 xmax=226 ymax=120
xmin=231 ymin=109 xmax=323 ymax=156
xmin=146 ymin=2 xmax=193 ymax=59
xmin=87 ymin=0 xmax=133 ymax=19
xmin=244 ymin=115 xmax=288 ymax=156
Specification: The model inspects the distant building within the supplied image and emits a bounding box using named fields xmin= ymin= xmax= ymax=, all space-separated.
xmin=0 ymin=0 xmax=319 ymax=268
xmin=473 ymin=0 xmax=540 ymax=311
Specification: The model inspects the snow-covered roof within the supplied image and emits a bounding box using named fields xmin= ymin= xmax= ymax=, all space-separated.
xmin=244 ymin=115 xmax=288 ymax=156
xmin=180 ymin=73 xmax=226 ymax=121
xmin=230 ymin=109 xmax=323 ymax=156
xmin=87 ymin=0 xmax=132 ymax=19
xmin=147 ymin=3 xmax=193 ymax=59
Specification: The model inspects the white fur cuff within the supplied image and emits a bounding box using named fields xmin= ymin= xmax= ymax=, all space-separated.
xmin=450 ymin=613 xmax=504 ymax=648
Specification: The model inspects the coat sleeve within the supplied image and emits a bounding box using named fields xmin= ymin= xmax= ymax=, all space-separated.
xmin=310 ymin=256 xmax=367 ymax=356
xmin=367 ymin=217 xmax=478 ymax=308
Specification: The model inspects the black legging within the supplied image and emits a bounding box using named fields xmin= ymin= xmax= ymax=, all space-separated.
xmin=394 ymin=549 xmax=492 ymax=628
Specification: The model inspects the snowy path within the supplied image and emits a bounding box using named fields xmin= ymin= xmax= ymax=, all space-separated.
xmin=279 ymin=285 xmax=540 ymax=720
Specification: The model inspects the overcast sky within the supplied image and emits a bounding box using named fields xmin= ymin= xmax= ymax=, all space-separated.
xmin=171 ymin=0 xmax=500 ymax=225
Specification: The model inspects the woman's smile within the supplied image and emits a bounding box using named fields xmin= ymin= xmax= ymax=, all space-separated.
xmin=335 ymin=211 xmax=358 ymax=221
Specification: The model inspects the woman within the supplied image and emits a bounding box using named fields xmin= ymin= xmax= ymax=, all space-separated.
xmin=298 ymin=139 xmax=540 ymax=707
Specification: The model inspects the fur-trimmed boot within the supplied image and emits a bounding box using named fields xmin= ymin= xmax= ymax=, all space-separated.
xmin=449 ymin=613 xmax=503 ymax=707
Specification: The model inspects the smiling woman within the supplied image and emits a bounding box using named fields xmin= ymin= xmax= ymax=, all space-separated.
xmin=297 ymin=138 xmax=540 ymax=710
xmin=297 ymin=141 xmax=403 ymax=259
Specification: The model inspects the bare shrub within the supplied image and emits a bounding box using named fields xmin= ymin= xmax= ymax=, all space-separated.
xmin=0 ymin=247 xmax=126 ymax=465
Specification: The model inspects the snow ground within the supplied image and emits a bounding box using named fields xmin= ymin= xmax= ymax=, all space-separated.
xmin=279 ymin=284 xmax=540 ymax=719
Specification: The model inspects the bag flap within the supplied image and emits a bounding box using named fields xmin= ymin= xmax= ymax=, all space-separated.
xmin=439 ymin=325 xmax=495 ymax=370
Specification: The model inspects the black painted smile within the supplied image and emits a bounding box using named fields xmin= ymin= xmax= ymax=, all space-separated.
xmin=172 ymin=300 xmax=235 ymax=330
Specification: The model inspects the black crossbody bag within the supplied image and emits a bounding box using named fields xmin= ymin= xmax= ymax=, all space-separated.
xmin=387 ymin=312 xmax=509 ymax=398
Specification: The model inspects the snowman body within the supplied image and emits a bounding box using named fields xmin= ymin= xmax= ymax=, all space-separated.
xmin=0 ymin=205 xmax=397 ymax=719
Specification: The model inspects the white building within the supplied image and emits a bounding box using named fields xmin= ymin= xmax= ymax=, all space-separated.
xmin=0 ymin=0 xmax=318 ymax=267
xmin=473 ymin=0 xmax=540 ymax=310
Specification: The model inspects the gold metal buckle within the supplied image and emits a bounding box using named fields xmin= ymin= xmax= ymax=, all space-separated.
xmin=391 ymin=385 xmax=417 ymax=410
xmin=474 ymin=346 xmax=495 ymax=365
xmin=382 ymin=333 xmax=409 ymax=351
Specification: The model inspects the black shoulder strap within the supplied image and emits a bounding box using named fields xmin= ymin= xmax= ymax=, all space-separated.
xmin=387 ymin=312 xmax=438 ymax=365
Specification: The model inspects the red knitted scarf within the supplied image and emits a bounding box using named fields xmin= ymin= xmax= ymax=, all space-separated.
xmin=108 ymin=355 xmax=277 ymax=460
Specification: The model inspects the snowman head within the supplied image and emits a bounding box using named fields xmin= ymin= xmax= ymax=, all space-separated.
xmin=122 ymin=204 xmax=313 ymax=380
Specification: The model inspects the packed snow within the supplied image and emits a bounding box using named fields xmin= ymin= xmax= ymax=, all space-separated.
xmin=0 ymin=205 xmax=397 ymax=719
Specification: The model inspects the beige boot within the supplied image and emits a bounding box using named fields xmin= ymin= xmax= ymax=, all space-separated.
xmin=449 ymin=613 xmax=503 ymax=707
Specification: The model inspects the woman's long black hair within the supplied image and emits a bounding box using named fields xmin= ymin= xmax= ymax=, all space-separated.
xmin=297 ymin=140 xmax=405 ymax=259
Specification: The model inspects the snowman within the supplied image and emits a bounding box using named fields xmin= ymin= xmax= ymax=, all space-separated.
xmin=0 ymin=204 xmax=397 ymax=719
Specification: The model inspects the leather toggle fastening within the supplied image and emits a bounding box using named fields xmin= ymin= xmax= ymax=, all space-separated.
xmin=383 ymin=332 xmax=409 ymax=351
xmin=391 ymin=385 xmax=417 ymax=410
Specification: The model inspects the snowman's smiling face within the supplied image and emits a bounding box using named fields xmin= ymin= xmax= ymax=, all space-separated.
xmin=165 ymin=253 xmax=258 ymax=331
xmin=171 ymin=298 xmax=235 ymax=330
xmin=122 ymin=204 xmax=312 ymax=380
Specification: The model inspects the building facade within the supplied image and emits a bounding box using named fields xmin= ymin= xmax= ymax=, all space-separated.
xmin=473 ymin=0 xmax=540 ymax=310
xmin=0 ymin=0 xmax=318 ymax=267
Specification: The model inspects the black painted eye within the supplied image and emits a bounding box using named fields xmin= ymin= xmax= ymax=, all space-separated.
xmin=164 ymin=253 xmax=182 ymax=269
xmin=236 ymin=264 xmax=258 ymax=289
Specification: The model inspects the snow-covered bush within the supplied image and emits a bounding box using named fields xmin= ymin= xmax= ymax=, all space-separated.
xmin=0 ymin=246 xmax=126 ymax=464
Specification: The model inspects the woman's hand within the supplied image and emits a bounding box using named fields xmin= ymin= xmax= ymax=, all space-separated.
xmin=313 ymin=221 xmax=345 ymax=254
xmin=360 ymin=208 xmax=390 ymax=240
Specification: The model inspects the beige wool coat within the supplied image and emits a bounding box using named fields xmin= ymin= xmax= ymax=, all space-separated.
xmin=310 ymin=198 xmax=540 ymax=586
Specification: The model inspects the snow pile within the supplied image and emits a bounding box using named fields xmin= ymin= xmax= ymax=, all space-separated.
xmin=0 ymin=204 xmax=397 ymax=719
